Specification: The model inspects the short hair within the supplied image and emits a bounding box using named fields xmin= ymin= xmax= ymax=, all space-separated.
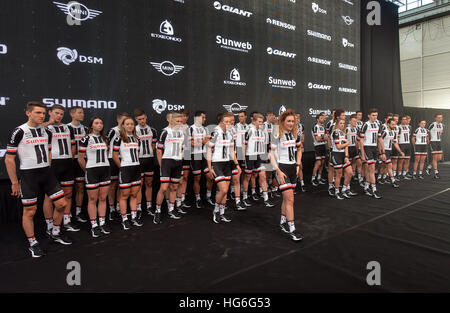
xmin=238 ymin=110 xmax=247 ymax=115
xmin=368 ymin=108 xmax=378 ymax=114
xmin=252 ymin=113 xmax=264 ymax=121
xmin=117 ymin=112 xmax=129 ymax=119
xmin=266 ymin=110 xmax=274 ymax=116
xmin=219 ymin=112 xmax=234 ymax=123
xmin=393 ymin=114 xmax=399 ymax=118
xmin=194 ymin=111 xmax=205 ymax=117
xmin=316 ymin=112 xmax=326 ymax=120
xmin=134 ymin=108 xmax=146 ymax=117
xmin=356 ymin=111 xmax=362 ymax=114
xmin=171 ymin=112 xmax=183 ymax=120
xmin=182 ymin=109 xmax=190 ymax=116
xmin=385 ymin=113 xmax=393 ymax=119
xmin=217 ymin=113 xmax=224 ymax=123
xmin=49 ymin=104 xmax=65 ymax=112
xmin=334 ymin=109 xmax=345 ymax=119
xmin=350 ymin=114 xmax=357 ymax=119
xmin=401 ymin=115 xmax=408 ymax=120
xmin=435 ymin=113 xmax=443 ymax=118
xmin=26 ymin=101 xmax=47 ymax=112
xmin=69 ymin=107 xmax=83 ymax=114
xmin=387 ymin=118 xmax=395 ymax=124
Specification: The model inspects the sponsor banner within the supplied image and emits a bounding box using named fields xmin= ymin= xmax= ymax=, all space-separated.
xmin=266 ymin=18 xmax=296 ymax=31
xmin=43 ymin=98 xmax=117 ymax=110
xmin=307 ymin=82 xmax=332 ymax=91
xmin=57 ymin=47 xmax=103 ymax=65
xmin=307 ymin=29 xmax=332 ymax=41
xmin=308 ymin=108 xmax=356 ymax=117
xmin=152 ymin=99 xmax=184 ymax=114
xmin=307 ymin=56 xmax=331 ymax=66
xmin=266 ymin=47 xmax=296 ymax=59
xmin=150 ymin=61 xmax=184 ymax=76
xmin=338 ymin=87 xmax=358 ymax=94
xmin=268 ymin=76 xmax=296 ymax=89
xmin=338 ymin=63 xmax=358 ymax=71
xmin=223 ymin=103 xmax=248 ymax=115
xmin=224 ymin=68 xmax=246 ymax=86
xmin=151 ymin=20 xmax=182 ymax=42
xmin=216 ymin=35 xmax=252 ymax=53
xmin=213 ymin=1 xmax=252 ymax=17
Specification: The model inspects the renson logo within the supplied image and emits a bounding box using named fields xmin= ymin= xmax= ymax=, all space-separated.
xmin=308 ymin=82 xmax=332 ymax=91
xmin=152 ymin=99 xmax=184 ymax=114
xmin=43 ymin=98 xmax=117 ymax=110
xmin=339 ymin=87 xmax=358 ymax=94
xmin=57 ymin=47 xmax=103 ymax=65
xmin=307 ymin=56 xmax=331 ymax=66
xmin=213 ymin=1 xmax=253 ymax=17
xmin=223 ymin=103 xmax=248 ymax=115
xmin=267 ymin=47 xmax=296 ymax=59
xmin=312 ymin=2 xmax=327 ymax=14
xmin=342 ymin=38 xmax=355 ymax=48
xmin=216 ymin=35 xmax=252 ymax=53
xmin=0 ymin=44 xmax=7 ymax=55
xmin=266 ymin=18 xmax=296 ymax=31
xmin=151 ymin=20 xmax=182 ymax=42
xmin=268 ymin=76 xmax=296 ymax=89
xmin=224 ymin=68 xmax=246 ymax=86
xmin=53 ymin=1 xmax=102 ymax=22
xmin=307 ymin=30 xmax=332 ymax=41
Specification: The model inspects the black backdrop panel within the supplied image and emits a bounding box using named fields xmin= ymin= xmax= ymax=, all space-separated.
xmin=0 ymin=0 xmax=360 ymax=151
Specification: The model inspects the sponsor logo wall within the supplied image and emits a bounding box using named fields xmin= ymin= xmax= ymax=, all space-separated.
xmin=0 ymin=0 xmax=360 ymax=152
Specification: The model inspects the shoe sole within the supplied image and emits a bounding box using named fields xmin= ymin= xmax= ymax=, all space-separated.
xmin=53 ymin=239 xmax=72 ymax=245
xmin=64 ymin=228 xmax=80 ymax=232
xmin=29 ymin=249 xmax=44 ymax=258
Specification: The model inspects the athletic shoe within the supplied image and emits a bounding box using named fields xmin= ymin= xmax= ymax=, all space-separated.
xmin=359 ymin=180 xmax=366 ymax=188
xmin=280 ymin=223 xmax=289 ymax=234
xmin=342 ymin=191 xmax=352 ymax=199
xmin=91 ymin=226 xmax=102 ymax=238
xmin=45 ymin=228 xmax=52 ymax=239
xmin=146 ymin=207 xmax=155 ymax=216
xmin=29 ymin=244 xmax=45 ymax=258
xmin=288 ymin=230 xmax=303 ymax=242
xmin=335 ymin=191 xmax=345 ymax=200
xmin=108 ymin=210 xmax=116 ymax=221
xmin=328 ymin=186 xmax=335 ymax=197
xmin=418 ymin=174 xmax=424 ymax=180
xmin=153 ymin=212 xmax=162 ymax=224
xmin=182 ymin=201 xmax=191 ymax=209
xmin=251 ymin=193 xmax=260 ymax=201
xmin=311 ymin=179 xmax=319 ymax=187
xmin=319 ymin=178 xmax=327 ymax=185
xmin=177 ymin=207 xmax=187 ymax=215
xmin=242 ymin=199 xmax=252 ymax=207
xmin=75 ymin=213 xmax=87 ymax=223
xmin=264 ymin=200 xmax=275 ymax=208
xmin=235 ymin=201 xmax=246 ymax=211
xmin=406 ymin=173 xmax=413 ymax=179
xmin=206 ymin=198 xmax=215 ymax=206
xmin=373 ymin=191 xmax=382 ymax=199
xmin=434 ymin=173 xmax=440 ymax=179
xmin=220 ymin=214 xmax=232 ymax=223
xmin=403 ymin=175 xmax=411 ymax=181
xmin=195 ymin=199 xmax=203 ymax=209
xmin=412 ymin=174 xmax=417 ymax=180
xmin=50 ymin=233 xmax=73 ymax=245
xmin=121 ymin=219 xmax=132 ymax=230
xmin=365 ymin=188 xmax=374 ymax=197
xmin=378 ymin=178 xmax=385 ymax=185
xmin=346 ymin=189 xmax=358 ymax=197
xmin=392 ymin=181 xmax=399 ymax=188
xmin=136 ymin=210 xmax=142 ymax=220
xmin=63 ymin=223 xmax=80 ymax=232
xmin=300 ymin=185 xmax=306 ymax=193
xmin=273 ymin=190 xmax=281 ymax=198
xmin=213 ymin=212 xmax=221 ymax=224
xmin=425 ymin=168 xmax=431 ymax=176
xmin=131 ymin=218 xmax=143 ymax=227
xmin=99 ymin=225 xmax=111 ymax=234
xmin=168 ymin=211 xmax=182 ymax=220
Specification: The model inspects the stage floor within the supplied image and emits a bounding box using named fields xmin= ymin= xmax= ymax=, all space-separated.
xmin=1 ymin=166 xmax=449 ymax=292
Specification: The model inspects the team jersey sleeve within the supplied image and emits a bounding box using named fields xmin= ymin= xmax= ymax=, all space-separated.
xmin=6 ymin=127 xmax=24 ymax=155
xmin=270 ymin=132 xmax=278 ymax=150
xmin=107 ymin=128 xmax=116 ymax=143
xmin=313 ymin=125 xmax=319 ymax=136
xmin=359 ymin=123 xmax=368 ymax=138
xmin=113 ymin=137 xmax=121 ymax=151
xmin=296 ymin=135 xmax=302 ymax=148
xmin=381 ymin=130 xmax=388 ymax=140
xmin=332 ymin=130 xmax=340 ymax=143
xmin=157 ymin=130 xmax=168 ymax=150
xmin=244 ymin=129 xmax=250 ymax=145
xmin=79 ymin=136 xmax=89 ymax=153
xmin=208 ymin=131 xmax=217 ymax=148
xmin=45 ymin=128 xmax=53 ymax=151
xmin=69 ymin=126 xmax=76 ymax=145
xmin=151 ymin=127 xmax=158 ymax=144
xmin=427 ymin=123 xmax=435 ymax=131
xmin=393 ymin=132 xmax=398 ymax=143
xmin=413 ymin=128 xmax=419 ymax=137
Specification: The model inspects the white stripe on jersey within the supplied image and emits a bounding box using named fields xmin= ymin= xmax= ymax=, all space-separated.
xmin=360 ymin=121 xmax=381 ymax=147
xmin=107 ymin=126 xmax=121 ymax=158
xmin=68 ymin=123 xmax=87 ymax=158
xmin=245 ymin=125 xmax=267 ymax=156
xmin=157 ymin=127 xmax=185 ymax=160
xmin=209 ymin=126 xmax=233 ymax=162
xmin=382 ymin=129 xmax=397 ymax=151
xmin=136 ymin=125 xmax=157 ymax=158
xmin=413 ymin=127 xmax=428 ymax=145
xmin=190 ymin=124 xmax=209 ymax=155
xmin=428 ymin=122 xmax=444 ymax=142
xmin=234 ymin=123 xmax=249 ymax=147
xmin=79 ymin=134 xmax=109 ymax=168
xmin=331 ymin=130 xmax=347 ymax=153
xmin=346 ymin=126 xmax=358 ymax=147
xmin=113 ymin=135 xmax=140 ymax=167
xmin=311 ymin=123 xmax=326 ymax=146
xmin=46 ymin=124 xmax=74 ymax=160
xmin=271 ymin=131 xmax=301 ymax=165
xmin=398 ymin=125 xmax=411 ymax=144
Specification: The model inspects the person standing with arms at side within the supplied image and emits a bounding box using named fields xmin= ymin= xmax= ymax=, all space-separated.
xmin=78 ymin=117 xmax=111 ymax=237
xmin=426 ymin=113 xmax=444 ymax=179
xmin=5 ymin=102 xmax=71 ymax=258
xmin=67 ymin=107 xmax=89 ymax=223
xmin=412 ymin=120 xmax=429 ymax=180
xmin=177 ymin=110 xmax=192 ymax=213
xmin=397 ymin=115 xmax=413 ymax=180
xmin=379 ymin=118 xmax=404 ymax=188
xmin=346 ymin=114 xmax=362 ymax=185
xmin=295 ymin=113 xmax=306 ymax=193
xmin=311 ymin=112 xmax=328 ymax=187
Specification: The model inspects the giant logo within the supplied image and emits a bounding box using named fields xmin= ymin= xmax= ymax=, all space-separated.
xmin=0 ymin=44 xmax=7 ymax=55
xmin=213 ymin=1 xmax=252 ymax=17
xmin=224 ymin=68 xmax=246 ymax=86
xmin=151 ymin=20 xmax=182 ymax=42
xmin=308 ymin=82 xmax=332 ymax=91
xmin=53 ymin=1 xmax=102 ymax=21
xmin=150 ymin=61 xmax=184 ymax=76
xmin=43 ymin=98 xmax=116 ymax=109
xmin=223 ymin=103 xmax=248 ymax=115
xmin=267 ymin=47 xmax=296 ymax=59
xmin=152 ymin=99 xmax=184 ymax=114
xmin=216 ymin=35 xmax=252 ymax=53
xmin=57 ymin=47 xmax=103 ymax=65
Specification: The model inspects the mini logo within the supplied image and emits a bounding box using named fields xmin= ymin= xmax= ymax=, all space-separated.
xmin=269 ymin=76 xmax=296 ymax=89
xmin=152 ymin=99 xmax=184 ymax=114
xmin=223 ymin=103 xmax=248 ymax=115
xmin=342 ymin=38 xmax=355 ymax=48
xmin=342 ymin=16 xmax=354 ymax=25
xmin=216 ymin=35 xmax=252 ymax=53
xmin=312 ymin=2 xmax=327 ymax=14
xmin=308 ymin=82 xmax=332 ymax=91
xmin=151 ymin=20 xmax=182 ymax=42
xmin=57 ymin=47 xmax=103 ymax=65
xmin=53 ymin=1 xmax=102 ymax=21
xmin=213 ymin=1 xmax=253 ymax=17
xmin=150 ymin=61 xmax=184 ymax=76
xmin=224 ymin=68 xmax=246 ymax=86
xmin=0 ymin=44 xmax=7 ymax=55
xmin=266 ymin=18 xmax=296 ymax=31
xmin=266 ymin=47 xmax=296 ymax=59
xmin=0 ymin=96 xmax=10 ymax=106
xmin=307 ymin=30 xmax=332 ymax=41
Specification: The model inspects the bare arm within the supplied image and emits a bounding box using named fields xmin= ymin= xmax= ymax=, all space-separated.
xmin=112 ymin=150 xmax=121 ymax=168
xmin=5 ymin=154 xmax=20 ymax=197
xmin=78 ymin=152 xmax=87 ymax=172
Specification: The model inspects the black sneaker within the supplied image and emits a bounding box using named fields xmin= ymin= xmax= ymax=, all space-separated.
xmin=108 ymin=210 xmax=116 ymax=221
xmin=365 ymin=188 xmax=374 ymax=197
xmin=153 ymin=212 xmax=162 ymax=224
xmin=319 ymin=179 xmax=327 ymax=185
xmin=146 ymin=207 xmax=155 ymax=216
xmin=418 ymin=174 xmax=424 ymax=180
xmin=335 ymin=191 xmax=345 ymax=200
xmin=288 ymin=230 xmax=303 ymax=242
xmin=342 ymin=191 xmax=352 ymax=199
xmin=136 ymin=210 xmax=142 ymax=220
xmin=168 ymin=211 xmax=182 ymax=220
xmin=328 ymin=187 xmax=335 ymax=197
xmin=280 ymin=223 xmax=289 ymax=234
xmin=195 ymin=199 xmax=203 ymax=209
xmin=206 ymin=198 xmax=215 ymax=206
xmin=373 ymin=191 xmax=382 ymax=199
xmin=29 ymin=243 xmax=45 ymax=258
xmin=177 ymin=207 xmax=187 ymax=215
xmin=131 ymin=218 xmax=143 ymax=227
xmin=346 ymin=189 xmax=358 ymax=196
xmin=242 ymin=199 xmax=252 ymax=207
xmin=251 ymin=193 xmax=260 ymax=201
xmin=264 ymin=200 xmax=275 ymax=208
xmin=434 ymin=173 xmax=440 ymax=179
xmin=425 ymin=167 xmax=431 ymax=175
xmin=220 ymin=214 xmax=232 ymax=223
xmin=121 ymin=219 xmax=132 ymax=230
xmin=300 ymin=185 xmax=306 ymax=193
xmin=412 ymin=174 xmax=417 ymax=180
xmin=378 ymin=178 xmax=385 ymax=185
xmin=273 ymin=190 xmax=281 ymax=198
xmin=50 ymin=232 xmax=73 ymax=245
xmin=359 ymin=180 xmax=366 ymax=188
xmin=75 ymin=213 xmax=87 ymax=223
xmin=213 ymin=212 xmax=221 ymax=224
xmin=99 ymin=225 xmax=111 ymax=234
xmin=182 ymin=201 xmax=191 ymax=209
xmin=311 ymin=179 xmax=319 ymax=187
xmin=63 ymin=223 xmax=80 ymax=232
xmin=91 ymin=226 xmax=102 ymax=238
xmin=392 ymin=181 xmax=399 ymax=188
xmin=235 ymin=201 xmax=247 ymax=211
xmin=45 ymin=228 xmax=52 ymax=239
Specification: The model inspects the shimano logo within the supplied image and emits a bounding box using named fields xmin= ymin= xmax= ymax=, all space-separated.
xmin=224 ymin=68 xmax=246 ymax=86
xmin=223 ymin=103 xmax=248 ymax=115
xmin=308 ymin=56 xmax=331 ymax=66
xmin=308 ymin=82 xmax=332 ymax=91
xmin=342 ymin=38 xmax=355 ymax=48
xmin=216 ymin=35 xmax=252 ymax=53
xmin=0 ymin=96 xmax=10 ymax=106
xmin=53 ymin=1 xmax=102 ymax=21
xmin=268 ymin=76 xmax=296 ymax=89
xmin=266 ymin=47 xmax=296 ymax=59
xmin=0 ymin=44 xmax=7 ymax=55
xmin=151 ymin=20 xmax=182 ymax=42
xmin=266 ymin=18 xmax=296 ymax=31
xmin=213 ymin=1 xmax=253 ymax=17
xmin=312 ymin=2 xmax=327 ymax=14
xmin=339 ymin=87 xmax=358 ymax=94
xmin=307 ymin=30 xmax=332 ymax=41
xmin=57 ymin=47 xmax=103 ymax=65
xmin=150 ymin=61 xmax=184 ymax=76
xmin=338 ymin=63 xmax=358 ymax=71
xmin=43 ymin=98 xmax=117 ymax=109
xmin=152 ymin=99 xmax=184 ymax=114
xmin=342 ymin=16 xmax=354 ymax=25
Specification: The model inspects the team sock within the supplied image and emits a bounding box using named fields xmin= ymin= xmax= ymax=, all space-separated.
xmin=28 ymin=236 xmax=38 ymax=247
xmin=76 ymin=207 xmax=82 ymax=216
xmin=214 ymin=203 xmax=220 ymax=213
xmin=263 ymin=192 xmax=269 ymax=201
xmin=219 ymin=205 xmax=225 ymax=215
xmin=168 ymin=202 xmax=175 ymax=213
xmin=280 ymin=215 xmax=287 ymax=225
xmin=91 ymin=219 xmax=98 ymax=228
xmin=288 ymin=221 xmax=295 ymax=232
xmin=46 ymin=218 xmax=53 ymax=231
xmin=147 ymin=201 xmax=152 ymax=209
xmin=52 ymin=224 xmax=61 ymax=236
xmin=155 ymin=205 xmax=161 ymax=213
xmin=63 ymin=214 xmax=71 ymax=225
xmin=121 ymin=214 xmax=128 ymax=222
xmin=99 ymin=216 xmax=105 ymax=226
